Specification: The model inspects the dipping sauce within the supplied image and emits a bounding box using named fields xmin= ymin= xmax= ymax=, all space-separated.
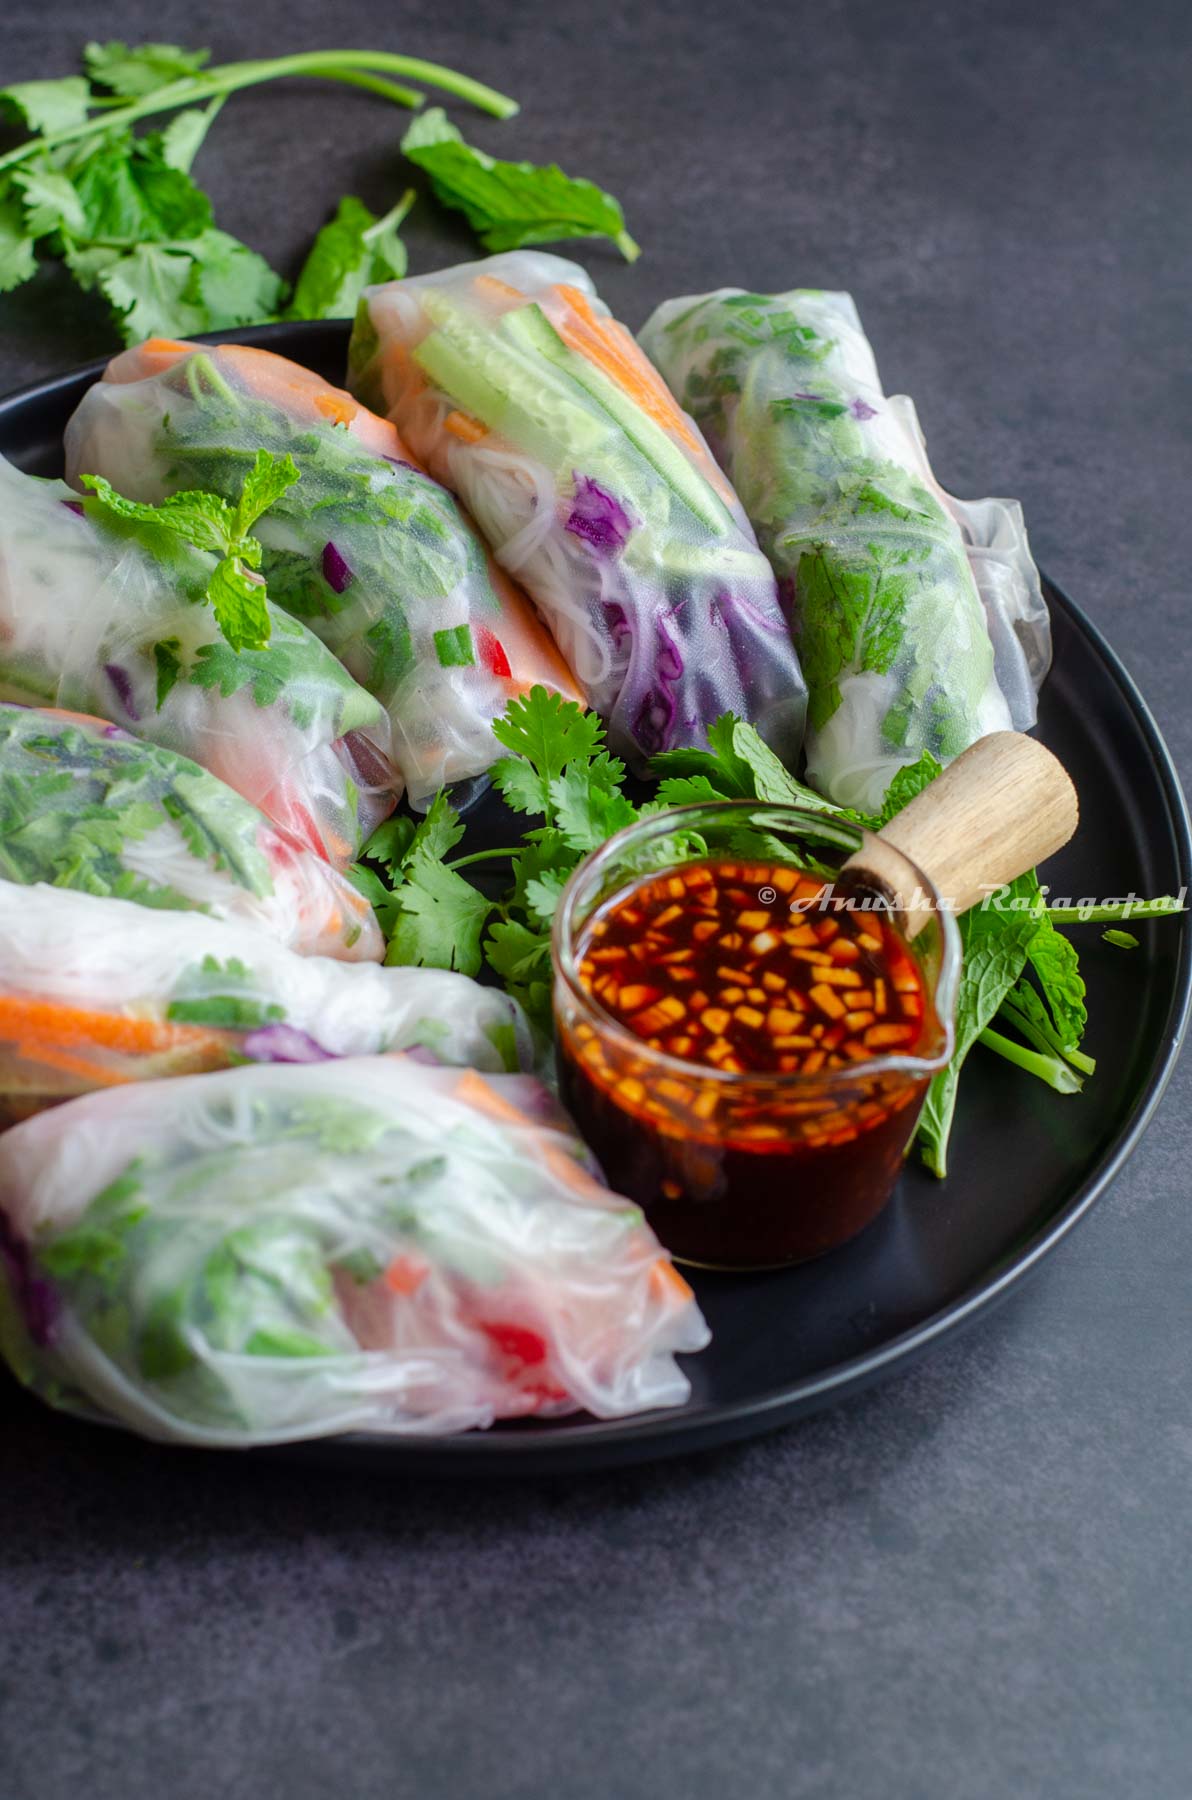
xmin=556 ymin=859 xmax=937 ymax=1268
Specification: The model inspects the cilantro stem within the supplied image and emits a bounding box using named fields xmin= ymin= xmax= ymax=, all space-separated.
xmin=615 ymin=229 xmax=642 ymax=263
xmin=0 ymin=51 xmax=519 ymax=174
xmin=1042 ymin=898 xmax=1186 ymax=923
xmin=445 ymin=847 xmax=525 ymax=871
xmin=978 ymin=1026 xmax=1084 ymax=1093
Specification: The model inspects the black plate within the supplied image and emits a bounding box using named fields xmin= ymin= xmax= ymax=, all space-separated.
xmin=2 ymin=324 xmax=1189 ymax=1477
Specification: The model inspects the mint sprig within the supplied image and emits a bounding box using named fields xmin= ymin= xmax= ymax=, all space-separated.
xmin=80 ymin=449 xmax=300 ymax=653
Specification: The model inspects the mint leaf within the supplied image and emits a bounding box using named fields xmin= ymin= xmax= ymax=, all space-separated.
xmin=0 ymin=77 xmax=91 ymax=134
xmin=205 ymin=556 xmax=271 ymax=654
xmin=917 ymin=877 xmax=1043 ymax=1177
xmin=1026 ymin=908 xmax=1087 ymax=1050
xmin=401 ymin=108 xmax=639 ymax=262
xmin=84 ymin=41 xmax=210 ymax=99
xmin=81 ymin=455 xmax=298 ymax=653
xmin=287 ymin=191 xmax=413 ymax=322
xmin=878 ymin=751 xmax=942 ymax=823
xmin=233 ymin=449 xmax=301 ymax=538
xmin=81 ymin=475 xmax=234 ymax=555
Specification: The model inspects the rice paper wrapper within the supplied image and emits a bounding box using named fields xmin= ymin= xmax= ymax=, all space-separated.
xmin=0 ymin=1057 xmax=709 ymax=1444
xmin=0 ymin=452 xmax=396 ymax=863
xmin=348 ymin=251 xmax=808 ymax=770
xmin=0 ymin=703 xmax=381 ymax=962
xmin=639 ymin=288 xmax=1051 ymax=814
xmin=65 ymin=342 xmax=580 ymax=810
xmin=0 ymin=878 xmax=535 ymax=1117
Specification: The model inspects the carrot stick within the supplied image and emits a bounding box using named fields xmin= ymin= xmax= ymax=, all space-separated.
xmin=444 ymin=410 xmax=488 ymax=443
xmin=0 ymin=995 xmax=227 ymax=1059
xmin=550 ymin=286 xmax=739 ymax=504
xmin=552 ymin=285 xmax=701 ymax=450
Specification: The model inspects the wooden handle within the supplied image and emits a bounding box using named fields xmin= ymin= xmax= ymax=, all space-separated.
xmin=846 ymin=732 xmax=1079 ymax=937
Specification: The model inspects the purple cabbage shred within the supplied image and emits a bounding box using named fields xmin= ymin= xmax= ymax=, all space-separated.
xmin=565 ymin=475 xmax=634 ymax=558
xmin=322 ymin=542 xmax=354 ymax=594
xmin=60 ymin=499 xmax=85 ymax=517
xmin=241 ymin=1025 xmax=333 ymax=1064
xmin=0 ymin=1213 xmax=59 ymax=1350
xmin=851 ymin=397 xmax=878 ymax=421
xmin=104 ymin=663 xmax=140 ymax=721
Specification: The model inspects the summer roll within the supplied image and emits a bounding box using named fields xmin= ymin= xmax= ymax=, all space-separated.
xmin=0 ymin=879 xmax=536 ymax=1121
xmin=0 ymin=1057 xmax=709 ymax=1444
xmin=0 ymin=704 xmax=381 ymax=961
xmin=0 ymin=453 xmax=396 ymax=866
xmin=347 ymin=251 xmax=808 ymax=769
xmin=640 ymin=289 xmax=1051 ymax=813
xmin=64 ymin=340 xmax=581 ymax=810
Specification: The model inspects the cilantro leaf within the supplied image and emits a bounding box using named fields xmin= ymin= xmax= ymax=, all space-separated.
xmin=0 ymin=78 xmax=91 ymax=134
xmin=287 ymin=191 xmax=413 ymax=322
xmin=492 ymin=687 xmax=605 ymax=789
xmin=70 ymin=133 xmax=213 ymax=245
xmin=484 ymin=918 xmax=553 ymax=1031
xmin=11 ymin=165 xmax=88 ymax=238
xmin=401 ymin=108 xmax=639 ymax=262
xmin=408 ymin=790 xmax=467 ymax=865
xmin=550 ymin=765 xmax=637 ymax=853
xmin=384 ymin=851 xmax=491 ymax=976
xmin=84 ymin=41 xmax=211 ymax=99
xmin=0 ymin=186 xmax=37 ymax=294
xmin=654 ymin=774 xmax=725 ymax=807
xmin=157 ymin=102 xmax=223 ymax=173
xmin=95 ymin=242 xmax=209 ymax=341
xmin=184 ymin=228 xmax=284 ymax=327
xmin=360 ymin=815 xmax=419 ymax=884
xmin=490 ymin=755 xmax=552 ymax=818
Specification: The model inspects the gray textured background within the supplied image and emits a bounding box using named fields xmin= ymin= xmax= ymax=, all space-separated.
xmin=2 ymin=2 xmax=1190 ymax=1795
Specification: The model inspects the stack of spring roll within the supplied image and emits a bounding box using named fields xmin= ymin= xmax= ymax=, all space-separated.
xmin=0 ymin=248 xmax=1052 ymax=1446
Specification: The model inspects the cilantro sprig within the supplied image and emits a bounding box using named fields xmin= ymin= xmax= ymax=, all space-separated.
xmin=0 ymin=44 xmax=516 ymax=339
xmin=1 ymin=40 xmax=640 ymax=343
xmin=352 ymin=687 xmax=1183 ymax=1176
xmin=80 ymin=448 xmax=300 ymax=652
